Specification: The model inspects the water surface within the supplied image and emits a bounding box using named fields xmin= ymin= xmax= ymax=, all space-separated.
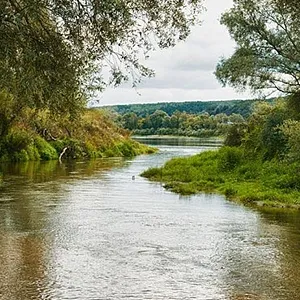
xmin=0 ymin=137 xmax=299 ymax=300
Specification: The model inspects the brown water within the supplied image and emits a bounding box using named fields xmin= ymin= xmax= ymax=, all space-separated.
xmin=0 ymin=137 xmax=300 ymax=300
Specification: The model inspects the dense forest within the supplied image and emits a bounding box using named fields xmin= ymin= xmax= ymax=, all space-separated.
xmin=116 ymin=109 xmax=245 ymax=137
xmin=142 ymin=0 xmax=300 ymax=209
xmin=108 ymin=99 xmax=274 ymax=137
xmin=105 ymin=99 xmax=270 ymax=118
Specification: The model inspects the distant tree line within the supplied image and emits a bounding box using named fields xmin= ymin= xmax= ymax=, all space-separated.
xmin=117 ymin=109 xmax=245 ymax=137
xmin=105 ymin=99 xmax=274 ymax=119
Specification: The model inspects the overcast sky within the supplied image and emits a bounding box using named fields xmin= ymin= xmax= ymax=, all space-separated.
xmin=96 ymin=0 xmax=253 ymax=106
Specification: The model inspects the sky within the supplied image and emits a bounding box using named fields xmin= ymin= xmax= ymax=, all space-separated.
xmin=96 ymin=0 xmax=253 ymax=106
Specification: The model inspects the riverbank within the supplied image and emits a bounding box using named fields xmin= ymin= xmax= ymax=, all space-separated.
xmin=0 ymin=109 xmax=156 ymax=162
xmin=141 ymin=146 xmax=300 ymax=210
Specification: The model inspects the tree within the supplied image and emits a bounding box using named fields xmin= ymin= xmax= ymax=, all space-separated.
xmin=215 ymin=0 xmax=300 ymax=96
xmin=241 ymin=101 xmax=288 ymax=160
xmin=0 ymin=0 xmax=203 ymax=137
xmin=122 ymin=112 xmax=139 ymax=130
xmin=149 ymin=110 xmax=169 ymax=130
xmin=280 ymin=119 xmax=300 ymax=161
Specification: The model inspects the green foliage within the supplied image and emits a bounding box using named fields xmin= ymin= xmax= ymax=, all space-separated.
xmin=280 ymin=120 xmax=300 ymax=162
xmin=224 ymin=186 xmax=237 ymax=198
xmin=0 ymin=108 xmax=154 ymax=162
xmin=34 ymin=136 xmax=58 ymax=160
xmin=0 ymin=129 xmax=52 ymax=161
xmin=218 ymin=147 xmax=243 ymax=171
xmin=237 ymin=161 xmax=261 ymax=180
xmin=105 ymin=140 xmax=156 ymax=158
xmin=141 ymin=99 xmax=300 ymax=207
xmin=142 ymin=146 xmax=300 ymax=207
xmin=106 ymin=99 xmax=267 ymax=119
xmin=142 ymin=150 xmax=224 ymax=194
xmin=2 ymin=129 xmax=33 ymax=154
xmin=0 ymin=90 xmax=16 ymax=138
xmin=240 ymin=100 xmax=289 ymax=160
xmin=0 ymin=0 xmax=203 ymax=143
xmin=26 ymin=145 xmax=41 ymax=161
xmin=0 ymin=0 xmax=202 ymax=120
xmin=114 ymin=106 xmax=247 ymax=138
xmin=224 ymin=123 xmax=247 ymax=146
xmin=142 ymin=167 xmax=162 ymax=180
xmin=215 ymin=0 xmax=300 ymax=96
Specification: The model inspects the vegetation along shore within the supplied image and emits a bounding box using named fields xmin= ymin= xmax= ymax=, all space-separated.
xmin=0 ymin=99 xmax=155 ymax=162
xmin=142 ymin=100 xmax=300 ymax=210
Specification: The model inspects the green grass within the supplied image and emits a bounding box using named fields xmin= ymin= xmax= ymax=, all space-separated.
xmin=141 ymin=147 xmax=300 ymax=209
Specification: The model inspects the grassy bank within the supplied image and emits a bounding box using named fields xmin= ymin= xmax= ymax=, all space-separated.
xmin=141 ymin=146 xmax=300 ymax=209
xmin=0 ymin=109 xmax=156 ymax=162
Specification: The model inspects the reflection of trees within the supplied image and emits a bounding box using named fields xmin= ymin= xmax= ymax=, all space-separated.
xmin=0 ymin=158 xmax=126 ymax=300
xmin=0 ymin=233 xmax=47 ymax=300
xmin=0 ymin=159 xmax=126 ymax=230
xmin=0 ymin=158 xmax=126 ymax=183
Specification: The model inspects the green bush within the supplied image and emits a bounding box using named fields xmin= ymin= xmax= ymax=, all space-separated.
xmin=34 ymin=136 xmax=58 ymax=160
xmin=218 ymin=146 xmax=244 ymax=171
xmin=3 ymin=129 xmax=33 ymax=153
xmin=26 ymin=145 xmax=41 ymax=160
xmin=84 ymin=141 xmax=98 ymax=158
xmin=115 ymin=141 xmax=136 ymax=157
xmin=12 ymin=149 xmax=29 ymax=161
xmin=237 ymin=162 xmax=260 ymax=180
xmin=50 ymin=139 xmax=66 ymax=154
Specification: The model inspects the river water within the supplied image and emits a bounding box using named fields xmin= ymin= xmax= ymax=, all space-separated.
xmin=0 ymin=137 xmax=300 ymax=300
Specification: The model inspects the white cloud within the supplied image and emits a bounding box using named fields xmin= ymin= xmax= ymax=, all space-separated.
xmin=96 ymin=0 xmax=253 ymax=106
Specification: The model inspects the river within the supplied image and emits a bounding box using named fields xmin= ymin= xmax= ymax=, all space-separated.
xmin=0 ymin=137 xmax=299 ymax=300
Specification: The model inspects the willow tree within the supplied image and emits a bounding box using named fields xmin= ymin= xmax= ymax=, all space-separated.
xmin=215 ymin=0 xmax=300 ymax=97
xmin=0 ymin=0 xmax=203 ymax=137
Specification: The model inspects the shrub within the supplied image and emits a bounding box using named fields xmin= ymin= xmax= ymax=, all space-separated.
xmin=34 ymin=136 xmax=58 ymax=160
xmin=84 ymin=141 xmax=98 ymax=158
xmin=218 ymin=146 xmax=244 ymax=171
xmin=3 ymin=129 xmax=33 ymax=153
xmin=224 ymin=123 xmax=247 ymax=146
xmin=115 ymin=141 xmax=136 ymax=157
xmin=12 ymin=149 xmax=29 ymax=161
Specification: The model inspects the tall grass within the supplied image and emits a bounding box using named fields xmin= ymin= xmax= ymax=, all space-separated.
xmin=141 ymin=146 xmax=300 ymax=208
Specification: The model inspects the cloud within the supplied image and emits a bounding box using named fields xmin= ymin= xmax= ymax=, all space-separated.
xmin=138 ymin=69 xmax=219 ymax=90
xmin=97 ymin=0 xmax=253 ymax=106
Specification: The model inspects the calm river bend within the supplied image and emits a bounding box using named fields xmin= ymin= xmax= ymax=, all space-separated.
xmin=0 ymin=137 xmax=300 ymax=300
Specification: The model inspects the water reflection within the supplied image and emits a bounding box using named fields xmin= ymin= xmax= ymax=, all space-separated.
xmin=0 ymin=141 xmax=299 ymax=300
xmin=0 ymin=159 xmax=128 ymax=300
